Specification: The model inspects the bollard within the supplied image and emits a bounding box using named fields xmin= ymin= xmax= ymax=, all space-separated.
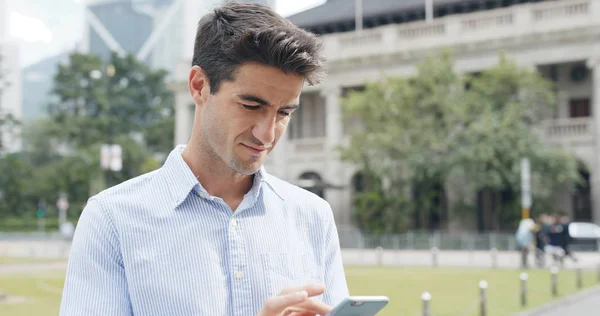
xmin=551 ymin=266 xmax=559 ymax=297
xmin=421 ymin=291 xmax=432 ymax=316
xmin=375 ymin=246 xmax=383 ymax=266
xmin=576 ymin=264 xmax=583 ymax=290
xmin=491 ymin=247 xmax=498 ymax=269
xmin=431 ymin=247 xmax=439 ymax=267
xmin=479 ymin=280 xmax=488 ymax=316
xmin=520 ymin=273 xmax=528 ymax=307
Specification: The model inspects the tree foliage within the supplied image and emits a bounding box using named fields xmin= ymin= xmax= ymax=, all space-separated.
xmin=340 ymin=52 xmax=581 ymax=233
xmin=0 ymin=52 xmax=174 ymax=226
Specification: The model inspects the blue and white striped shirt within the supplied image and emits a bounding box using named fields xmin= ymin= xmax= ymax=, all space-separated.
xmin=60 ymin=145 xmax=349 ymax=316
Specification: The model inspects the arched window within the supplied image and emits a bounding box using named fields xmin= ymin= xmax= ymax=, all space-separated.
xmin=298 ymin=172 xmax=324 ymax=199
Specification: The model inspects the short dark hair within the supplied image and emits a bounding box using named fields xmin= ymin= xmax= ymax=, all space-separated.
xmin=192 ymin=2 xmax=326 ymax=94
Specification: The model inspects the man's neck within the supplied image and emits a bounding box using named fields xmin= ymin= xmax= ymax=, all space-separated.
xmin=181 ymin=143 xmax=254 ymax=206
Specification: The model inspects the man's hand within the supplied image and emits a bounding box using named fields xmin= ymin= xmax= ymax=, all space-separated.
xmin=258 ymin=283 xmax=333 ymax=316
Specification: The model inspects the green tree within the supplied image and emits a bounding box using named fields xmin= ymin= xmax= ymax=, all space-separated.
xmin=0 ymin=52 xmax=174 ymax=226
xmin=47 ymin=52 xmax=174 ymax=153
xmin=340 ymin=52 xmax=580 ymax=233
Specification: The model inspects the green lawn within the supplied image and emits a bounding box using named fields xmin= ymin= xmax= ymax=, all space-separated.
xmin=0 ymin=266 xmax=597 ymax=316
xmin=346 ymin=266 xmax=598 ymax=316
xmin=0 ymin=271 xmax=64 ymax=316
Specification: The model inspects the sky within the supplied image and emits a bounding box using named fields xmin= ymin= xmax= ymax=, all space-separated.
xmin=6 ymin=0 xmax=326 ymax=68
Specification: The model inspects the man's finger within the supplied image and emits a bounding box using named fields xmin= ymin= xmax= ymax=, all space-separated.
xmin=279 ymin=283 xmax=326 ymax=297
xmin=260 ymin=291 xmax=308 ymax=315
xmin=291 ymin=298 xmax=332 ymax=315
xmin=283 ymin=306 xmax=327 ymax=316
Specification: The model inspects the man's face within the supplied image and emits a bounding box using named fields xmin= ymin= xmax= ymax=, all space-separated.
xmin=192 ymin=62 xmax=303 ymax=175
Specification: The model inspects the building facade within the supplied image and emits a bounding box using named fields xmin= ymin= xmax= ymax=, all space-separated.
xmin=172 ymin=0 xmax=600 ymax=230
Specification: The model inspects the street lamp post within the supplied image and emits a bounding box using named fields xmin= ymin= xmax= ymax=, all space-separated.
xmin=95 ymin=63 xmax=122 ymax=190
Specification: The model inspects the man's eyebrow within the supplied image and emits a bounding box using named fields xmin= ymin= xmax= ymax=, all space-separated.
xmin=280 ymin=104 xmax=300 ymax=110
xmin=239 ymin=94 xmax=300 ymax=109
xmin=239 ymin=94 xmax=269 ymax=106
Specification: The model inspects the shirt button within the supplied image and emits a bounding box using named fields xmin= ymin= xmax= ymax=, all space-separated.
xmin=235 ymin=271 xmax=244 ymax=279
xmin=199 ymin=192 xmax=207 ymax=199
xmin=231 ymin=219 xmax=238 ymax=227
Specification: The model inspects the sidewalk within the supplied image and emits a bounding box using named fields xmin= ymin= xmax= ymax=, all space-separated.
xmin=341 ymin=249 xmax=600 ymax=269
xmin=514 ymin=285 xmax=600 ymax=316
xmin=0 ymin=261 xmax=67 ymax=275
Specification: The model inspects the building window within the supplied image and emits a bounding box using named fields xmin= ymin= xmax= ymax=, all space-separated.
xmin=569 ymin=98 xmax=590 ymax=118
xmin=298 ymin=172 xmax=325 ymax=199
xmin=288 ymin=93 xmax=325 ymax=140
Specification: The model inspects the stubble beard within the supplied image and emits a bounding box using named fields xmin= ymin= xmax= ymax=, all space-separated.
xmin=201 ymin=127 xmax=263 ymax=177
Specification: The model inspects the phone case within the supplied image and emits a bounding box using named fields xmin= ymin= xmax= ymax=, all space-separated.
xmin=326 ymin=296 xmax=389 ymax=316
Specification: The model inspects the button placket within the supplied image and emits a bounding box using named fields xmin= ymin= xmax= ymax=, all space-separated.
xmin=228 ymin=216 xmax=246 ymax=281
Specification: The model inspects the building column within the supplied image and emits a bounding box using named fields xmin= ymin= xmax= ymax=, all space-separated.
xmin=269 ymin=124 xmax=289 ymax=179
xmin=320 ymin=85 xmax=351 ymax=225
xmin=588 ymin=56 xmax=600 ymax=224
xmin=321 ymin=85 xmax=344 ymax=186
xmin=322 ymin=86 xmax=343 ymax=167
xmin=174 ymin=89 xmax=194 ymax=146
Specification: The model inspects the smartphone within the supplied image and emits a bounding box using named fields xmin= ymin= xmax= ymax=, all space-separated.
xmin=325 ymin=296 xmax=389 ymax=316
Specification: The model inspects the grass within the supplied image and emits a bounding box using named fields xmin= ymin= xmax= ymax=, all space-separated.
xmin=345 ymin=266 xmax=599 ymax=316
xmin=0 ymin=266 xmax=597 ymax=316
xmin=0 ymin=271 xmax=64 ymax=316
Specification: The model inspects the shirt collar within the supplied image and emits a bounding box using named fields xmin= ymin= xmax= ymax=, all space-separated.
xmin=161 ymin=145 xmax=283 ymax=209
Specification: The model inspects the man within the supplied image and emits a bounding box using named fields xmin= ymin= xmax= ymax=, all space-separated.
xmin=558 ymin=214 xmax=578 ymax=263
xmin=60 ymin=2 xmax=349 ymax=315
xmin=533 ymin=214 xmax=549 ymax=267
xmin=515 ymin=218 xmax=534 ymax=268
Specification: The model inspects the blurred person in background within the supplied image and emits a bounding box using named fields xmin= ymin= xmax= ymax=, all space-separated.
xmin=559 ymin=214 xmax=578 ymax=264
xmin=516 ymin=218 xmax=535 ymax=269
xmin=546 ymin=214 xmax=566 ymax=266
xmin=59 ymin=2 xmax=349 ymax=316
xmin=533 ymin=214 xmax=550 ymax=267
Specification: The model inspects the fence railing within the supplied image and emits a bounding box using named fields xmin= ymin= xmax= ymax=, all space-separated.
xmin=338 ymin=229 xmax=520 ymax=251
xmin=322 ymin=0 xmax=598 ymax=61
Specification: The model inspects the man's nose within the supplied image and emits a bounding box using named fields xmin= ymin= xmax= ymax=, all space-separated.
xmin=252 ymin=115 xmax=276 ymax=146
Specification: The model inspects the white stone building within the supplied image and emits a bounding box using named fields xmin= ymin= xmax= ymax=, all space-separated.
xmin=172 ymin=0 xmax=600 ymax=230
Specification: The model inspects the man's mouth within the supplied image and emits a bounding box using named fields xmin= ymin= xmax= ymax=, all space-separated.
xmin=242 ymin=144 xmax=269 ymax=155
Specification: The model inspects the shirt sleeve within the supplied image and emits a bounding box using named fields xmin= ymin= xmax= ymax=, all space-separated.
xmin=60 ymin=197 xmax=133 ymax=316
xmin=321 ymin=202 xmax=350 ymax=307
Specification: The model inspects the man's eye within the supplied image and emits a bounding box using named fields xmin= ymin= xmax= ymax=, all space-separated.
xmin=243 ymin=104 xmax=260 ymax=110
xmin=279 ymin=111 xmax=292 ymax=117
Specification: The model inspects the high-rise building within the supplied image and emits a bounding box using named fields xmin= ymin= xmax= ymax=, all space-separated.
xmin=79 ymin=0 xmax=155 ymax=63
xmin=79 ymin=0 xmax=276 ymax=79
xmin=0 ymin=0 xmax=22 ymax=153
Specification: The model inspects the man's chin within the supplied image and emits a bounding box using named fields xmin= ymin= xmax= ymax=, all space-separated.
xmin=231 ymin=160 xmax=264 ymax=175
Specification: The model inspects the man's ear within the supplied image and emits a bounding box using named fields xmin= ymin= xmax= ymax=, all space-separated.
xmin=188 ymin=66 xmax=211 ymax=107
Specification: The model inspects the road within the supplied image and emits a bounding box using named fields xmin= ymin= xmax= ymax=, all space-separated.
xmin=2 ymin=240 xmax=600 ymax=269
xmin=341 ymin=248 xmax=600 ymax=270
